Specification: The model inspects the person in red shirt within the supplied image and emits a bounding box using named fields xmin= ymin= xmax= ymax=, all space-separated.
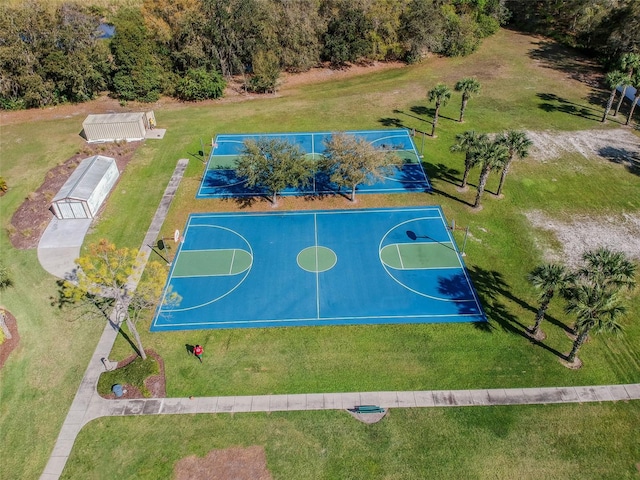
xmin=194 ymin=344 xmax=203 ymax=363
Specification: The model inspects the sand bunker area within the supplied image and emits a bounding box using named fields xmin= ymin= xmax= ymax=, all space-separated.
xmin=174 ymin=446 xmax=272 ymax=480
xmin=525 ymin=127 xmax=640 ymax=267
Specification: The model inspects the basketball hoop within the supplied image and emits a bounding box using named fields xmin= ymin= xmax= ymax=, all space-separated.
xmin=174 ymin=229 xmax=180 ymax=243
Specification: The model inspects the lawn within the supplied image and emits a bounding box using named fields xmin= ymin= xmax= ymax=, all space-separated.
xmin=1 ymin=28 xmax=639 ymax=479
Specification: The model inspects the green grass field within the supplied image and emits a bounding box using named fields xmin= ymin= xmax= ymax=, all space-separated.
xmin=1 ymin=28 xmax=639 ymax=479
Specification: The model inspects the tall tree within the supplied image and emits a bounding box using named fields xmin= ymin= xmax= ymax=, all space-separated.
xmin=322 ymin=2 xmax=373 ymax=67
xmin=564 ymin=282 xmax=625 ymax=364
xmin=527 ymin=263 xmax=574 ymax=340
xmin=236 ymin=137 xmax=313 ymax=205
xmin=614 ymin=52 xmax=640 ymax=116
xmin=472 ymin=138 xmax=509 ymax=208
xmin=319 ymin=132 xmax=396 ymax=202
xmin=62 ymin=240 xmax=172 ymax=360
xmin=450 ymin=130 xmax=487 ymax=189
xmin=428 ymin=83 xmax=452 ymax=137
xmin=496 ymin=130 xmax=532 ymax=197
xmin=579 ymin=247 xmax=637 ymax=292
xmin=454 ymin=77 xmax=481 ymax=122
xmin=601 ymin=70 xmax=630 ymax=122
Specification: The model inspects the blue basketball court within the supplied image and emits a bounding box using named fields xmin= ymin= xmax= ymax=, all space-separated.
xmin=151 ymin=207 xmax=485 ymax=331
xmin=197 ymin=129 xmax=431 ymax=198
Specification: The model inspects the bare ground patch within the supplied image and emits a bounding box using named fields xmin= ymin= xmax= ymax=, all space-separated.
xmin=174 ymin=445 xmax=272 ymax=480
xmin=526 ymin=210 xmax=640 ymax=268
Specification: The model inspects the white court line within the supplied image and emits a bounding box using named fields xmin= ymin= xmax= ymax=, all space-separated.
xmin=314 ymin=213 xmax=321 ymax=319
xmin=229 ymin=249 xmax=236 ymax=275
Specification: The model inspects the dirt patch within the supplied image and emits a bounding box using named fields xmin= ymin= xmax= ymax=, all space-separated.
xmin=9 ymin=142 xmax=141 ymax=250
xmin=0 ymin=309 xmax=20 ymax=369
xmin=174 ymin=445 xmax=272 ymax=480
xmin=99 ymin=350 xmax=166 ymax=399
xmin=526 ymin=210 xmax=640 ymax=268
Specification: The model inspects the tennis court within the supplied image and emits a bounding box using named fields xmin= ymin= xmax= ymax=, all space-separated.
xmin=197 ymin=129 xmax=431 ymax=198
xmin=151 ymin=207 xmax=485 ymax=331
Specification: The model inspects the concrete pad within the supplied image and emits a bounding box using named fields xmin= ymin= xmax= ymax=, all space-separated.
xmin=450 ymin=390 xmax=474 ymax=406
xmin=592 ymin=386 xmax=614 ymax=401
xmin=232 ymin=396 xmax=253 ymax=413
xmin=396 ymin=391 xmax=416 ymax=407
xmin=123 ymin=400 xmax=146 ymax=415
xmin=250 ymin=396 xmax=271 ymax=412
xmin=142 ymin=399 xmax=163 ymax=415
xmin=558 ymin=387 xmax=579 ymax=402
xmin=607 ymin=385 xmax=631 ymax=401
xmin=503 ymin=389 xmax=526 ymax=404
xmin=145 ymin=128 xmax=166 ymax=139
xmin=306 ymin=393 xmax=326 ymax=410
xmin=377 ymin=391 xmax=399 ymax=408
xmin=469 ymin=390 xmax=491 ymax=405
xmin=486 ymin=389 xmax=508 ymax=405
xmin=522 ymin=388 xmax=564 ymax=404
xmin=193 ymin=397 xmax=219 ymax=413
xmin=216 ymin=396 xmax=236 ymax=413
xmin=433 ymin=390 xmax=457 ymax=406
xmin=39 ymin=218 xmax=91 ymax=248
xmin=268 ymin=395 xmax=289 ymax=412
xmin=575 ymin=386 xmax=599 ymax=402
xmin=624 ymin=384 xmax=640 ymax=399
xmin=287 ymin=394 xmax=307 ymax=411
xmin=321 ymin=394 xmax=342 ymax=410
xmin=359 ymin=392 xmax=381 ymax=406
xmin=340 ymin=392 xmax=361 ymax=410
xmin=413 ymin=391 xmax=435 ymax=407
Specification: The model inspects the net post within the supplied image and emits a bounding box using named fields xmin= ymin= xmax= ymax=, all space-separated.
xmin=461 ymin=226 xmax=469 ymax=256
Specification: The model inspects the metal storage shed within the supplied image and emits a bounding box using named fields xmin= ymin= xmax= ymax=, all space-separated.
xmin=82 ymin=112 xmax=154 ymax=143
xmin=50 ymin=155 xmax=120 ymax=219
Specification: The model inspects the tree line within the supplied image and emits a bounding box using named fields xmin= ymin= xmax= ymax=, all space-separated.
xmin=0 ymin=0 xmax=509 ymax=109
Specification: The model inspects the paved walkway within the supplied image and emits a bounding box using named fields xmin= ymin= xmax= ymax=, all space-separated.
xmin=40 ymin=157 xmax=640 ymax=479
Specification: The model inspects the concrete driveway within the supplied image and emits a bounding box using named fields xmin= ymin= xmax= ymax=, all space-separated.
xmin=37 ymin=217 xmax=92 ymax=280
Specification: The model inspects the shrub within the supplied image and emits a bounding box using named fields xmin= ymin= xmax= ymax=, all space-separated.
xmin=0 ymin=265 xmax=13 ymax=290
xmin=175 ymin=68 xmax=226 ymax=101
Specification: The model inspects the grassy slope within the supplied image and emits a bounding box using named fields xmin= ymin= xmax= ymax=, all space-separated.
xmin=1 ymin=29 xmax=639 ymax=479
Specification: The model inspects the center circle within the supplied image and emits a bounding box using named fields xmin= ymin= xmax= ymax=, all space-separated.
xmin=297 ymin=246 xmax=337 ymax=273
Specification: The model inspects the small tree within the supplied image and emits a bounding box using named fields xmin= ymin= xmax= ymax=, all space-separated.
xmin=454 ymin=77 xmax=480 ymax=122
xmin=248 ymin=50 xmax=281 ymax=94
xmin=472 ymin=138 xmax=509 ymax=208
xmin=450 ymin=130 xmax=487 ymax=189
xmin=62 ymin=240 xmax=171 ymax=360
xmin=614 ymin=52 xmax=640 ymax=116
xmin=496 ymin=130 xmax=532 ymax=197
xmin=625 ymin=71 xmax=640 ymax=126
xmin=175 ymin=68 xmax=226 ymax=101
xmin=236 ymin=138 xmax=313 ymax=205
xmin=428 ymin=83 xmax=452 ymax=137
xmin=527 ymin=263 xmax=574 ymax=340
xmin=320 ymin=132 xmax=396 ymax=202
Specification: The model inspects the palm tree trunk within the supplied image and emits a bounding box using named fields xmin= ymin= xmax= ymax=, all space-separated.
xmin=532 ymin=297 xmax=551 ymax=335
xmin=614 ymin=85 xmax=627 ymax=116
xmin=272 ymin=191 xmax=278 ymax=205
xmin=351 ymin=185 xmax=356 ymax=202
xmin=496 ymin=158 xmax=512 ymax=196
xmin=459 ymin=96 xmax=469 ymax=122
xmin=473 ymin=167 xmax=490 ymax=208
xmin=601 ymin=89 xmax=617 ymax=122
xmin=461 ymin=165 xmax=471 ymax=188
xmin=626 ymin=95 xmax=639 ymax=125
xmin=431 ymin=104 xmax=440 ymax=137
xmin=567 ymin=328 xmax=589 ymax=362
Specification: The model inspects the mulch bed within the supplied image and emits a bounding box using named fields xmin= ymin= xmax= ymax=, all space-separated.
xmin=0 ymin=309 xmax=20 ymax=369
xmin=99 ymin=349 xmax=166 ymax=399
xmin=9 ymin=142 xmax=141 ymax=250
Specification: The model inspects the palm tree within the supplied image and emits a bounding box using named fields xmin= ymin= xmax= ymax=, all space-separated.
xmin=527 ymin=263 xmax=574 ymax=340
xmin=625 ymin=71 xmax=640 ymax=126
xmin=473 ymin=139 xmax=509 ymax=209
xmin=454 ymin=77 xmax=481 ymax=122
xmin=428 ymin=83 xmax=451 ymax=137
xmin=614 ymin=52 xmax=640 ymax=116
xmin=602 ymin=71 xmax=630 ymax=122
xmin=496 ymin=130 xmax=533 ymax=197
xmin=450 ymin=130 xmax=487 ymax=189
xmin=564 ymin=282 xmax=625 ymax=364
xmin=579 ymin=247 xmax=637 ymax=292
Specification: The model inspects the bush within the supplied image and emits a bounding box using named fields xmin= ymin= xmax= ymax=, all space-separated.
xmin=97 ymin=356 xmax=159 ymax=398
xmin=0 ymin=176 xmax=7 ymax=194
xmin=0 ymin=264 xmax=13 ymax=290
xmin=175 ymin=68 xmax=226 ymax=101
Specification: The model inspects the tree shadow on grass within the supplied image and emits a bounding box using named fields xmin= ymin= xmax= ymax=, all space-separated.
xmin=598 ymin=146 xmax=640 ymax=176
xmin=536 ymin=93 xmax=602 ymax=121
xmin=410 ymin=105 xmax=456 ymax=123
xmin=378 ymin=116 xmax=406 ymax=129
xmin=468 ymin=266 xmax=567 ymax=360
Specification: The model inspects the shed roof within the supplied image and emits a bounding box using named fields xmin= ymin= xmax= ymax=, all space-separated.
xmin=83 ymin=112 xmax=145 ymax=125
xmin=53 ymin=155 xmax=117 ymax=202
